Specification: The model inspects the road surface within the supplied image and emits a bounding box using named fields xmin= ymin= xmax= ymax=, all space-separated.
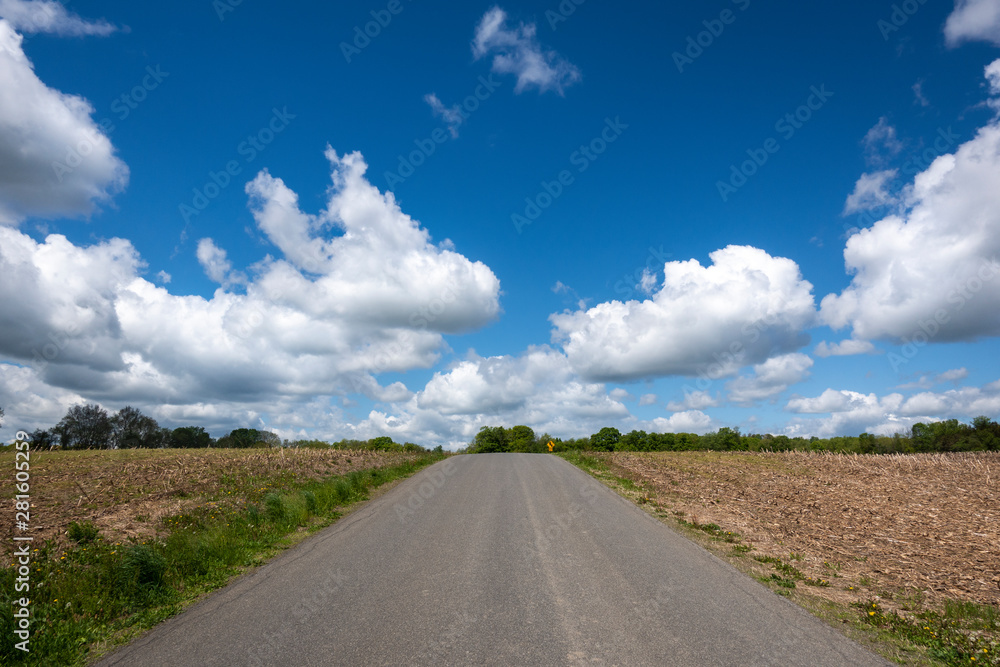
xmin=97 ymin=453 xmax=890 ymax=666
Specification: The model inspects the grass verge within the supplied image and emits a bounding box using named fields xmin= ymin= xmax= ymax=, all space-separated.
xmin=2 ymin=452 xmax=447 ymax=666
xmin=557 ymin=450 xmax=999 ymax=666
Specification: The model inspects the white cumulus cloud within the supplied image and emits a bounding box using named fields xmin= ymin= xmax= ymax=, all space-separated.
xmin=551 ymin=245 xmax=816 ymax=382
xmin=196 ymin=238 xmax=243 ymax=286
xmin=821 ymin=61 xmax=1000 ymax=343
xmin=666 ymin=390 xmax=719 ymax=411
xmin=843 ymin=169 xmax=898 ymax=215
xmin=0 ymin=148 xmax=502 ymax=437
xmin=784 ymin=380 xmax=1000 ymax=438
xmin=813 ymin=339 xmax=877 ymax=357
xmin=945 ymin=0 xmax=1000 ymax=46
xmin=0 ymin=20 xmax=127 ymax=224
xmin=726 ymin=353 xmax=813 ymax=406
xmin=329 ymin=347 xmax=632 ymax=449
xmin=643 ymin=410 xmax=714 ymax=434
xmin=246 ymin=148 xmax=500 ymax=334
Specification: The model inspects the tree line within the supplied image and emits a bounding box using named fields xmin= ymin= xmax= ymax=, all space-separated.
xmin=464 ymin=418 xmax=1000 ymax=455
xmin=0 ymin=403 xmax=439 ymax=453
xmin=4 ymin=403 xmax=997 ymax=454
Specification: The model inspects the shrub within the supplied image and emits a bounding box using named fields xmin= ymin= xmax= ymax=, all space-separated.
xmin=303 ymin=490 xmax=318 ymax=513
xmin=264 ymin=493 xmax=286 ymax=521
xmin=115 ymin=544 xmax=167 ymax=602
xmin=334 ymin=479 xmax=354 ymax=502
xmin=67 ymin=520 xmax=100 ymax=544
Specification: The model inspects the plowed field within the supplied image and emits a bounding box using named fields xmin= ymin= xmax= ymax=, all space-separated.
xmin=1 ymin=447 xmax=418 ymax=560
xmin=602 ymin=451 xmax=999 ymax=609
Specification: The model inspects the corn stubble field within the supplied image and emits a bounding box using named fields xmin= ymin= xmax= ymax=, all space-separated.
xmin=0 ymin=447 xmax=419 ymax=553
xmin=577 ymin=450 xmax=999 ymax=665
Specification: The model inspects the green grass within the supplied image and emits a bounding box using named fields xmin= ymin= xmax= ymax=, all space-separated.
xmin=753 ymin=555 xmax=804 ymax=581
xmin=858 ymin=600 xmax=999 ymax=666
xmin=1 ymin=452 xmax=447 ymax=666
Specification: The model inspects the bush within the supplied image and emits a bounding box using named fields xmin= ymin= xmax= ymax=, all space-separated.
xmin=264 ymin=493 xmax=286 ymax=521
xmin=115 ymin=544 xmax=167 ymax=602
xmin=303 ymin=490 xmax=318 ymax=513
xmin=334 ymin=479 xmax=353 ymax=502
xmin=67 ymin=520 xmax=100 ymax=544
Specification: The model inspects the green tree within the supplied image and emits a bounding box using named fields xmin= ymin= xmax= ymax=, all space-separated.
xmin=619 ymin=430 xmax=650 ymax=451
xmin=30 ymin=429 xmax=55 ymax=450
xmin=590 ymin=427 xmax=621 ymax=452
xmin=471 ymin=426 xmax=509 ymax=453
xmin=648 ymin=432 xmax=675 ymax=451
xmin=770 ymin=434 xmax=792 ymax=452
xmin=169 ymin=426 xmax=213 ymax=448
xmin=368 ymin=436 xmax=397 ymax=451
xmin=218 ymin=428 xmax=263 ymax=448
xmin=55 ymin=404 xmax=112 ymax=449
xmin=713 ymin=426 xmax=743 ymax=451
xmin=259 ymin=431 xmax=281 ymax=448
xmin=508 ymin=425 xmax=537 ymax=452
xmin=971 ymin=415 xmax=1000 ymax=451
xmin=111 ymin=406 xmax=163 ymax=449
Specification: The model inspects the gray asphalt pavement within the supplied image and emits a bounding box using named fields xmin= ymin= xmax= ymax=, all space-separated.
xmin=96 ymin=453 xmax=890 ymax=666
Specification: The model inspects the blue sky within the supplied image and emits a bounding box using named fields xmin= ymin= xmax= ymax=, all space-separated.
xmin=2 ymin=0 xmax=1000 ymax=448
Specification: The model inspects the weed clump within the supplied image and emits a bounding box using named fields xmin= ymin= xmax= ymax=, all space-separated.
xmin=67 ymin=520 xmax=100 ymax=544
xmin=115 ymin=544 xmax=168 ymax=602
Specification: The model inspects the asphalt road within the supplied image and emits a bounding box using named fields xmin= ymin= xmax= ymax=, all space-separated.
xmin=96 ymin=453 xmax=890 ymax=666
